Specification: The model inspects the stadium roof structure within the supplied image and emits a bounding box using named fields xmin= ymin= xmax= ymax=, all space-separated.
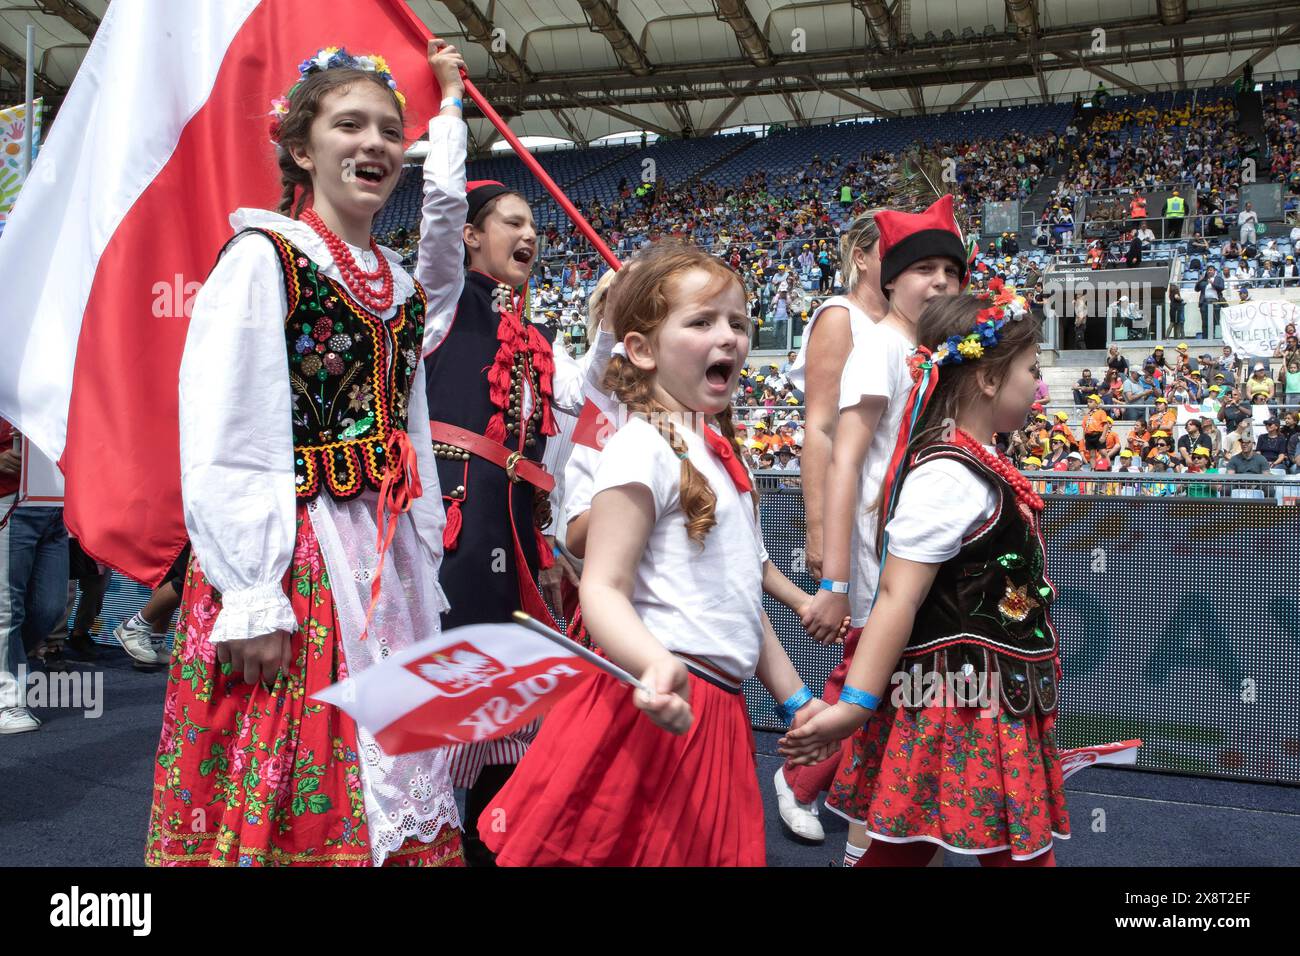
xmin=2 ymin=0 xmax=1298 ymax=152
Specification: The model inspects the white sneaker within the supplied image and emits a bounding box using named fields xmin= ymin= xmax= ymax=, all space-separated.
xmin=114 ymin=618 xmax=169 ymax=666
xmin=0 ymin=707 xmax=41 ymax=735
xmin=773 ymin=765 xmax=825 ymax=843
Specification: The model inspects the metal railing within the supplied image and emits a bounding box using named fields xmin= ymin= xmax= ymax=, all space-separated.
xmin=751 ymin=469 xmax=1300 ymax=501
xmin=1020 ymin=470 xmax=1300 ymax=500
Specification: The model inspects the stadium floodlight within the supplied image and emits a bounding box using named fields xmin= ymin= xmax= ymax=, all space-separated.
xmin=961 ymin=27 xmax=975 ymax=40
xmin=942 ymin=28 xmax=955 ymax=41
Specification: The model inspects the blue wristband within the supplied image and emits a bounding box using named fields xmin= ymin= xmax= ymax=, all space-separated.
xmin=552 ymin=544 xmax=562 ymax=559
xmin=840 ymin=684 xmax=880 ymax=712
xmin=775 ymin=686 xmax=815 ymax=722
xmin=819 ymin=578 xmax=849 ymax=593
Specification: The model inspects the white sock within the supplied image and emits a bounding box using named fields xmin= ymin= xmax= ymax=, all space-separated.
xmin=127 ymin=612 xmax=149 ymax=630
xmin=843 ymin=841 xmax=867 ymax=868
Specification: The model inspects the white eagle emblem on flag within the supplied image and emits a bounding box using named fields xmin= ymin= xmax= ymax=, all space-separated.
xmin=406 ymin=643 xmax=513 ymax=698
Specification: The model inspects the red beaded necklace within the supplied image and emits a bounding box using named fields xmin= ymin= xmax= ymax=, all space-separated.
xmin=301 ymin=208 xmax=394 ymax=313
xmin=951 ymin=428 xmax=1045 ymax=513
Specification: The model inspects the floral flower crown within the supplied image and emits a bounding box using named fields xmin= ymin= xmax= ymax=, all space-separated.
xmin=269 ymin=46 xmax=405 ymax=143
xmin=930 ymin=277 xmax=1027 ymax=367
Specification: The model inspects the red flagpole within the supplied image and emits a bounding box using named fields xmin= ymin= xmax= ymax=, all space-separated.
xmin=382 ymin=0 xmax=622 ymax=270
xmin=460 ymin=75 xmax=621 ymax=271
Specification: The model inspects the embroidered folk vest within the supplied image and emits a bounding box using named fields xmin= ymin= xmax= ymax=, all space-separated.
xmin=898 ymin=443 xmax=1060 ymax=716
xmin=237 ymin=228 xmax=426 ymax=502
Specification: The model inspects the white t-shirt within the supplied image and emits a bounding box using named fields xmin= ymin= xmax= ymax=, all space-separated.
xmin=590 ymin=417 xmax=766 ymax=681
xmin=786 ymin=295 xmax=876 ymax=393
xmin=884 ymin=451 xmax=1001 ymax=565
xmin=562 ymin=442 xmax=601 ymax=535
xmin=838 ymin=320 xmax=915 ymax=626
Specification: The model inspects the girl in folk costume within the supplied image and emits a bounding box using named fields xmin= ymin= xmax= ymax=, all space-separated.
xmin=783 ymin=294 xmax=1070 ymax=866
xmin=480 ymin=241 xmax=829 ymax=866
xmin=146 ymin=46 xmax=466 ymax=867
xmin=418 ymin=38 xmax=613 ymax=864
xmin=793 ymin=196 xmax=969 ymax=866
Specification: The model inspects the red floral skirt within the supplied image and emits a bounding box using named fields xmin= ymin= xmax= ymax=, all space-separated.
xmin=145 ymin=511 xmax=463 ymax=867
xmin=480 ymin=671 xmax=765 ymax=867
xmin=826 ymin=696 xmax=1070 ymax=860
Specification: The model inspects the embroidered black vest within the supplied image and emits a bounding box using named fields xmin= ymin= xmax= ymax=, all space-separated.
xmin=233 ymin=228 xmax=427 ymax=502
xmin=897 ymin=442 xmax=1060 ymax=716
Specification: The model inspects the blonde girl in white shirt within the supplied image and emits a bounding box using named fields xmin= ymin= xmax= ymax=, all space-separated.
xmin=479 ymin=240 xmax=827 ymax=866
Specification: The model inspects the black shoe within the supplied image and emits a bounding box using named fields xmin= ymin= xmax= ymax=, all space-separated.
xmin=68 ymin=633 xmax=98 ymax=659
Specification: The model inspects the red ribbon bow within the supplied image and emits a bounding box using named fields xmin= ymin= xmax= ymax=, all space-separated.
xmin=702 ymin=427 xmax=753 ymax=495
xmin=360 ymin=429 xmax=422 ymax=640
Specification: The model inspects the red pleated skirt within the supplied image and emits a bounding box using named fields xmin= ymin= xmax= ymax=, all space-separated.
xmin=480 ymin=671 xmax=766 ymax=867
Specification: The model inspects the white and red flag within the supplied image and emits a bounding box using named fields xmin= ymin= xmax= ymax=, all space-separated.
xmin=315 ymin=619 xmax=619 ymax=755
xmin=1058 ymin=739 xmax=1142 ymax=782
xmin=0 ymin=0 xmax=440 ymax=584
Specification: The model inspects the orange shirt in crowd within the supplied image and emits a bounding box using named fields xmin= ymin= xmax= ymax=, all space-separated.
xmin=1051 ymin=423 xmax=1078 ymax=448
xmin=1150 ymin=409 xmax=1177 ymax=433
xmin=1083 ymin=408 xmax=1109 ymax=435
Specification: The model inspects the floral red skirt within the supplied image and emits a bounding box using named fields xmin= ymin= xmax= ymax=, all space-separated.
xmin=826 ymin=695 xmax=1070 ymax=860
xmin=145 ymin=512 xmax=463 ymax=867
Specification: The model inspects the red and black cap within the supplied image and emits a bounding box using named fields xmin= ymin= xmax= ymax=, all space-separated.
xmin=466 ymin=179 xmax=509 ymax=224
xmin=876 ymin=194 xmax=968 ymax=295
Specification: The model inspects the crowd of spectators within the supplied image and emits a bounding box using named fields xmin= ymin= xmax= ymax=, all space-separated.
xmin=1265 ymin=86 xmax=1300 ymax=199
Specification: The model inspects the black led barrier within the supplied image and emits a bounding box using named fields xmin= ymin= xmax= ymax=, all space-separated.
xmin=748 ymin=483 xmax=1300 ymax=786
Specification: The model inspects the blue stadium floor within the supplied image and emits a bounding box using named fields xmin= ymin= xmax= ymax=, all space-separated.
xmin=1 ymin=653 xmax=1296 ymax=867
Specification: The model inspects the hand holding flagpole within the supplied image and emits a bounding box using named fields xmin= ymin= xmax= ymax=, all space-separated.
xmin=511 ymin=611 xmax=648 ymax=693
xmin=385 ymin=0 xmax=621 ymax=270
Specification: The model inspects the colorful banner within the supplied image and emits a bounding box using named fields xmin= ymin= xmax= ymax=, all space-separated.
xmin=0 ymin=98 xmax=42 ymax=229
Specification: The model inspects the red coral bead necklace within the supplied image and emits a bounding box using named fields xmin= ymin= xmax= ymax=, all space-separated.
xmin=951 ymin=428 xmax=1045 ymax=512
xmin=301 ymin=207 xmax=394 ymax=314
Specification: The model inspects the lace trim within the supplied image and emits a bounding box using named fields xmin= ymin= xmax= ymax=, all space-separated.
xmin=357 ymin=729 xmax=462 ymax=864
xmin=208 ymin=586 xmax=297 ymax=643
xmin=305 ymin=495 xmax=461 ymax=866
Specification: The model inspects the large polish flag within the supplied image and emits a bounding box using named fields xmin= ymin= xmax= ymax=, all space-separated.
xmin=0 ymin=0 xmax=441 ymax=584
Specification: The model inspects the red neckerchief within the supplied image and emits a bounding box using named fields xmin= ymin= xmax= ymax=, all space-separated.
xmin=702 ymin=427 xmax=753 ymax=494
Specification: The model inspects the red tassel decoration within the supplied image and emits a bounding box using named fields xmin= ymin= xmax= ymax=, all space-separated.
xmin=484 ymin=413 xmax=508 ymax=445
xmin=443 ymin=498 xmax=463 ymax=550
xmin=527 ymin=325 xmax=558 ymax=436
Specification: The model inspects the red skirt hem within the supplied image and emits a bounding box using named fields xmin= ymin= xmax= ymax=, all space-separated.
xmin=481 ymin=671 xmax=765 ymax=867
xmin=826 ymin=697 xmax=1070 ymax=858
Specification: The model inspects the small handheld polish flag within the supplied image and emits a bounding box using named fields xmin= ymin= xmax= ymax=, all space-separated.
xmin=315 ymin=613 xmax=643 ymax=756
xmin=1057 ymin=739 xmax=1142 ymax=781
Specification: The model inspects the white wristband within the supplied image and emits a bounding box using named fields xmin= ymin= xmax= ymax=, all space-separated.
xmin=440 ymin=95 xmax=463 ymax=112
